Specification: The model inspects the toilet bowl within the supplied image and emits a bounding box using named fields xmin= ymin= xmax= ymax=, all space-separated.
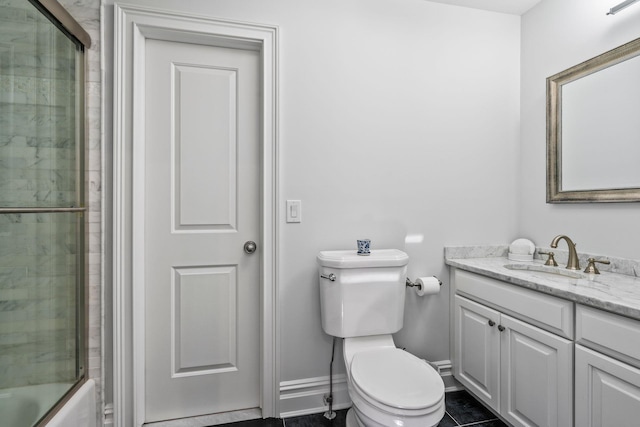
xmin=343 ymin=336 xmax=445 ymax=427
xmin=317 ymin=249 xmax=445 ymax=427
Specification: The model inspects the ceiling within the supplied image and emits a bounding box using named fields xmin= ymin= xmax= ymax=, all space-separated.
xmin=426 ymin=0 xmax=542 ymax=15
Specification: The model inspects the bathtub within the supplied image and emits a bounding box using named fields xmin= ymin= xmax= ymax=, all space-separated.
xmin=46 ymin=379 xmax=96 ymax=427
xmin=0 ymin=380 xmax=95 ymax=427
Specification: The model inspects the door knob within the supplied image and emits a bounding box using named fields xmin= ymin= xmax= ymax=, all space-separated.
xmin=244 ymin=241 xmax=257 ymax=254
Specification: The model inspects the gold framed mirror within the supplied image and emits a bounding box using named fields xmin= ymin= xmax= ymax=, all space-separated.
xmin=547 ymin=37 xmax=640 ymax=203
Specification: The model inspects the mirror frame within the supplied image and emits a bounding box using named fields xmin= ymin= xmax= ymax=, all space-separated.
xmin=547 ymin=37 xmax=640 ymax=203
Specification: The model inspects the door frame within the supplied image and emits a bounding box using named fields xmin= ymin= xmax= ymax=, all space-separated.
xmin=112 ymin=4 xmax=279 ymax=426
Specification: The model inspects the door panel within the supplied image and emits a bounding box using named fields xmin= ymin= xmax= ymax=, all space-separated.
xmin=172 ymin=265 xmax=237 ymax=376
xmin=575 ymin=344 xmax=640 ymax=427
xmin=173 ymin=64 xmax=237 ymax=230
xmin=144 ymin=39 xmax=260 ymax=422
xmin=454 ymin=295 xmax=501 ymax=411
xmin=500 ymin=315 xmax=572 ymax=427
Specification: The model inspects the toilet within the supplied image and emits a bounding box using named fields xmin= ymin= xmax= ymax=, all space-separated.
xmin=317 ymin=249 xmax=445 ymax=427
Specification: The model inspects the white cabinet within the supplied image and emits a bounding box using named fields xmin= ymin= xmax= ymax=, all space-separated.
xmin=451 ymin=269 xmax=574 ymax=427
xmin=575 ymin=345 xmax=640 ymax=427
xmin=454 ymin=295 xmax=500 ymax=409
xmin=499 ymin=314 xmax=572 ymax=427
xmin=575 ymin=305 xmax=640 ymax=427
xmin=454 ymin=295 xmax=573 ymax=427
xmin=450 ymin=265 xmax=640 ymax=427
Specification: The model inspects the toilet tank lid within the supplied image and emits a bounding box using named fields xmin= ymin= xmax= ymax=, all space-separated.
xmin=317 ymin=249 xmax=409 ymax=268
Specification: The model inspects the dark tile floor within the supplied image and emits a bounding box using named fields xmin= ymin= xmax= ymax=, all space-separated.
xmin=213 ymin=390 xmax=508 ymax=427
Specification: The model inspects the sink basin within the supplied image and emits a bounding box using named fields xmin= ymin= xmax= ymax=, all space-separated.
xmin=505 ymin=263 xmax=584 ymax=279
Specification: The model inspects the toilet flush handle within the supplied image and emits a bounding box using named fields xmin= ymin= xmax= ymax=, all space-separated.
xmin=321 ymin=273 xmax=336 ymax=281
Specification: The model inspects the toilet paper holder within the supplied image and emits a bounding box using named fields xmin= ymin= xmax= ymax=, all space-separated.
xmin=406 ymin=276 xmax=442 ymax=290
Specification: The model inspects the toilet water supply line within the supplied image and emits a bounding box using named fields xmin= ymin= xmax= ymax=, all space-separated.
xmin=324 ymin=337 xmax=337 ymax=420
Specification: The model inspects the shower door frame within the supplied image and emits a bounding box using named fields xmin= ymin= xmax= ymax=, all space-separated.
xmin=0 ymin=1 xmax=92 ymax=425
xmin=112 ymin=4 xmax=280 ymax=426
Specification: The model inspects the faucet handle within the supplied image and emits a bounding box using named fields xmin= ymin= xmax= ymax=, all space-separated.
xmin=538 ymin=251 xmax=558 ymax=267
xmin=584 ymin=257 xmax=610 ymax=274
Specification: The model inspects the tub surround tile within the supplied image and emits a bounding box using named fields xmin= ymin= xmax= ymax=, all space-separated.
xmin=446 ymin=246 xmax=640 ymax=320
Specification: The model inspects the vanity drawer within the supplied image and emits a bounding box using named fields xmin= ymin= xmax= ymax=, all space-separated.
xmin=577 ymin=304 xmax=640 ymax=368
xmin=453 ymin=269 xmax=574 ymax=339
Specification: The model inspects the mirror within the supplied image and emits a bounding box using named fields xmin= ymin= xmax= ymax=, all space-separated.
xmin=547 ymin=37 xmax=640 ymax=203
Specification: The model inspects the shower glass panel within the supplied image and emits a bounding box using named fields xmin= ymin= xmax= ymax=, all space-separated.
xmin=0 ymin=0 xmax=87 ymax=425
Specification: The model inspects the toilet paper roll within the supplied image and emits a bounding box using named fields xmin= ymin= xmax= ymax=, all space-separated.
xmin=415 ymin=276 xmax=441 ymax=296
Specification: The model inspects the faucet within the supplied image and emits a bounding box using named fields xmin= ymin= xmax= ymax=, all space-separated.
xmin=550 ymin=235 xmax=580 ymax=270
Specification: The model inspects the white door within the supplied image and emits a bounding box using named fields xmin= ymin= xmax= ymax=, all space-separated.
xmin=453 ymin=295 xmax=501 ymax=411
xmin=500 ymin=314 xmax=573 ymax=427
xmin=143 ymin=38 xmax=261 ymax=423
xmin=575 ymin=344 xmax=640 ymax=427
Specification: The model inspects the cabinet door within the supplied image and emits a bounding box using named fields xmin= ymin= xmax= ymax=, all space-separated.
xmin=454 ymin=295 xmax=501 ymax=411
xmin=575 ymin=344 xmax=640 ymax=427
xmin=500 ymin=315 xmax=573 ymax=427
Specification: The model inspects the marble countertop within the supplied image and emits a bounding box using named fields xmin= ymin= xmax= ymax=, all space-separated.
xmin=445 ymin=247 xmax=640 ymax=321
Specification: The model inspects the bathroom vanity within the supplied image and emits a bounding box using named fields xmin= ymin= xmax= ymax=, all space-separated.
xmin=445 ymin=247 xmax=640 ymax=427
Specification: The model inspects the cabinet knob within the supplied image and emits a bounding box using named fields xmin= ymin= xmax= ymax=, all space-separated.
xmin=488 ymin=320 xmax=496 ymax=327
xmin=498 ymin=325 xmax=506 ymax=332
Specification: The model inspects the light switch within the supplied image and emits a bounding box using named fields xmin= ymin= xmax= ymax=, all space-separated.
xmin=286 ymin=200 xmax=301 ymax=223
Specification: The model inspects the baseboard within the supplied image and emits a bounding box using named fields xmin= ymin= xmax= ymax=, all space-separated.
xmin=279 ymin=359 xmax=457 ymax=417
xmin=431 ymin=360 xmax=463 ymax=392
xmin=103 ymin=403 xmax=114 ymax=426
xmin=279 ymin=374 xmax=351 ymax=418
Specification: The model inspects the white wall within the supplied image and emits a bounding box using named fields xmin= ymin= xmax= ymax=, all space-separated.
xmin=520 ymin=0 xmax=640 ymax=259
xmin=96 ymin=0 xmax=640 ymax=419
xmin=103 ymin=0 xmax=520 ymax=395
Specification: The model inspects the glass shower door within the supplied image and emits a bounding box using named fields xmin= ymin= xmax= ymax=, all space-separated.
xmin=0 ymin=0 xmax=87 ymax=425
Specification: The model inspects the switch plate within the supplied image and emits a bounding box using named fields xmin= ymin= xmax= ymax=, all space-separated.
xmin=286 ymin=200 xmax=301 ymax=223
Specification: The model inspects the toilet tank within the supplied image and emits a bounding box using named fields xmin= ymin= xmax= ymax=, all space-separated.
xmin=317 ymin=249 xmax=409 ymax=338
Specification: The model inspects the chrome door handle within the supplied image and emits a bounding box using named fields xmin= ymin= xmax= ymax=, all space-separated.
xmin=244 ymin=241 xmax=257 ymax=254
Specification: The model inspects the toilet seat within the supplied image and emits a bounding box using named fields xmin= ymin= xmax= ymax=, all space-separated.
xmin=350 ymin=348 xmax=444 ymax=414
